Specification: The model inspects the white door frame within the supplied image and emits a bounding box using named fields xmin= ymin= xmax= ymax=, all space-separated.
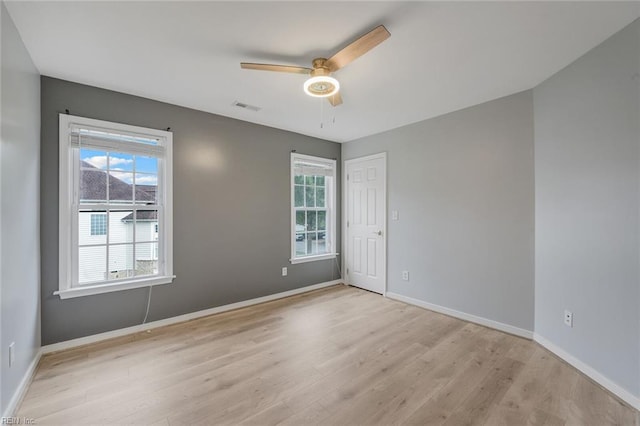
xmin=342 ymin=152 xmax=387 ymax=295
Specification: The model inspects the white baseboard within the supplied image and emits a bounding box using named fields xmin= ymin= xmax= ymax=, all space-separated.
xmin=385 ymin=292 xmax=534 ymax=339
xmin=42 ymin=280 xmax=342 ymax=355
xmin=534 ymin=333 xmax=640 ymax=411
xmin=2 ymin=349 xmax=42 ymax=418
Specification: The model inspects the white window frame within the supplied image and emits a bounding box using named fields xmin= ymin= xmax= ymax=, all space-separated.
xmin=57 ymin=114 xmax=174 ymax=299
xmin=290 ymin=153 xmax=337 ymax=264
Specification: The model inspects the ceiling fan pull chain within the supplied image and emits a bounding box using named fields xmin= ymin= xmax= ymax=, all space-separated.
xmin=320 ymin=98 xmax=324 ymax=129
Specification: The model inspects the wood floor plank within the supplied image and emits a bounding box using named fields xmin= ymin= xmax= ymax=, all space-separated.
xmin=566 ymin=374 xmax=638 ymax=426
xmin=482 ymin=346 xmax=557 ymax=425
xmin=401 ymin=333 xmax=515 ymax=425
xmin=441 ymin=355 xmax=526 ymax=426
xmin=323 ymin=323 xmax=486 ymax=425
xmin=17 ymin=285 xmax=638 ymax=425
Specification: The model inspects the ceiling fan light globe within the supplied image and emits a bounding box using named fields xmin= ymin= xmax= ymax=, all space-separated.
xmin=303 ymin=76 xmax=340 ymax=98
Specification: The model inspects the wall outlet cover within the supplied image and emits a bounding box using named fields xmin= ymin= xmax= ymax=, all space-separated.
xmin=564 ymin=310 xmax=573 ymax=327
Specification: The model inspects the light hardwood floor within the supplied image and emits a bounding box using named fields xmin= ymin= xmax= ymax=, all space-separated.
xmin=18 ymin=285 xmax=638 ymax=425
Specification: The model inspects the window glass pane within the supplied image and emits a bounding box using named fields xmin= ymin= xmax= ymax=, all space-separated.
xmin=109 ymin=171 xmax=134 ymax=204
xmin=135 ymin=155 xmax=159 ymax=204
xmin=80 ymin=149 xmax=107 ymax=203
xmin=80 ymin=170 xmax=107 ymax=203
xmin=78 ymin=245 xmax=106 ymax=284
xmin=316 ymin=187 xmax=325 ymax=207
xmin=135 ymin=173 xmax=158 ymax=204
xmin=307 ymin=234 xmax=319 ymax=255
xmin=305 ymin=175 xmax=315 ymax=186
xmin=306 ymin=211 xmax=317 ymax=232
xmin=135 ymin=210 xmax=159 ymax=243
xmin=80 ymin=148 xmax=108 ymax=170
xmin=109 ymin=244 xmax=134 ymax=280
xmin=295 ymin=233 xmax=307 ymax=256
xmin=317 ymin=210 xmax=327 ymax=231
xmin=294 ymin=185 xmax=304 ymax=207
xmin=316 ymin=176 xmax=325 ymax=187
xmin=135 ymin=155 xmax=158 ymax=174
xmin=109 ymin=210 xmax=134 ymax=244
xmin=296 ymin=210 xmax=305 ymax=229
xmin=135 ymin=243 xmax=158 ymax=277
xmin=79 ymin=211 xmax=107 ymax=244
xmin=109 ymin=153 xmax=134 ymax=171
xmin=305 ymin=185 xmax=315 ymax=207
xmin=294 ymin=175 xmax=304 ymax=185
xmin=317 ymin=231 xmax=327 ymax=254
xmin=318 ymin=230 xmax=326 ymax=241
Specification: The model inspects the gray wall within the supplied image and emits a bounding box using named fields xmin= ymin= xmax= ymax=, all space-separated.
xmin=342 ymin=91 xmax=535 ymax=332
xmin=41 ymin=77 xmax=341 ymax=345
xmin=534 ymin=19 xmax=640 ymax=396
xmin=1 ymin=2 xmax=41 ymax=414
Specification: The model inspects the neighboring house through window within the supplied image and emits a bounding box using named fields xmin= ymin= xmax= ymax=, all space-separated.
xmin=57 ymin=114 xmax=174 ymax=298
xmin=291 ymin=153 xmax=337 ymax=264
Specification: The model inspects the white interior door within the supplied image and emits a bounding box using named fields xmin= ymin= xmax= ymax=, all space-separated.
xmin=345 ymin=153 xmax=386 ymax=294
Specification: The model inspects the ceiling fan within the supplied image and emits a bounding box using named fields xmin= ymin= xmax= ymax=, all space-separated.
xmin=240 ymin=25 xmax=391 ymax=107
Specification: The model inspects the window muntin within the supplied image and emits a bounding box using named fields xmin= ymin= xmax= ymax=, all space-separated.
xmin=58 ymin=114 xmax=173 ymax=298
xmin=291 ymin=153 xmax=336 ymax=263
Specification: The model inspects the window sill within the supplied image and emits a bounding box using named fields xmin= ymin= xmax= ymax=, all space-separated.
xmin=54 ymin=275 xmax=175 ymax=299
xmin=290 ymin=253 xmax=337 ymax=264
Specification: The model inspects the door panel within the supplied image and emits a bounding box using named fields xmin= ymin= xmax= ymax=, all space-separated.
xmin=346 ymin=154 xmax=386 ymax=294
xmin=367 ymin=238 xmax=376 ymax=276
xmin=353 ymin=236 xmax=362 ymax=273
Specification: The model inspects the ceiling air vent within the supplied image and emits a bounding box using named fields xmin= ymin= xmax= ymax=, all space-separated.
xmin=232 ymin=101 xmax=261 ymax=112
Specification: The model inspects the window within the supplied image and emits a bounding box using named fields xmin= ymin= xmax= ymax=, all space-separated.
xmin=90 ymin=213 xmax=107 ymax=236
xmin=57 ymin=114 xmax=174 ymax=299
xmin=291 ymin=153 xmax=336 ymax=264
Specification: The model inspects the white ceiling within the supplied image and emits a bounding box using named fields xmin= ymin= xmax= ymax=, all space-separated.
xmin=5 ymin=1 xmax=640 ymax=143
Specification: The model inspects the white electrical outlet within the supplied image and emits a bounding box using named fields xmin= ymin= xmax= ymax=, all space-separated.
xmin=282 ymin=267 xmax=287 ymax=276
xmin=9 ymin=342 xmax=15 ymax=367
xmin=401 ymin=271 xmax=409 ymax=281
xmin=564 ymin=310 xmax=573 ymax=327
xmin=392 ymin=210 xmax=399 ymax=221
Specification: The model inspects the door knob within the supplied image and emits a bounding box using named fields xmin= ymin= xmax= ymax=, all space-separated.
xmin=372 ymin=230 xmax=382 ymax=236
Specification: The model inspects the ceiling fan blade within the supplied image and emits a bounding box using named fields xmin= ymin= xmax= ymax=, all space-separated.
xmin=327 ymin=92 xmax=343 ymax=107
xmin=326 ymin=25 xmax=390 ymax=72
xmin=240 ymin=63 xmax=312 ymax=75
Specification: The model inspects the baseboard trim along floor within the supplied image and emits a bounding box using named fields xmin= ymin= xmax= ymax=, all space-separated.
xmin=534 ymin=333 xmax=640 ymax=411
xmin=385 ymin=292 xmax=534 ymax=339
xmin=2 ymin=349 xmax=41 ymax=419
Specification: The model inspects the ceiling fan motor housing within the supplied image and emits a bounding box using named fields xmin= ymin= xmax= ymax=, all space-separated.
xmin=305 ymin=58 xmax=339 ymax=97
